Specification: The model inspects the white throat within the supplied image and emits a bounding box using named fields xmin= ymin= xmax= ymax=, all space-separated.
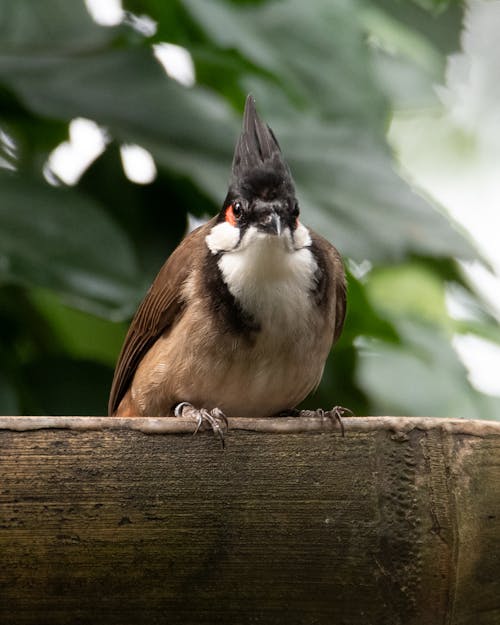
xmin=214 ymin=225 xmax=317 ymax=330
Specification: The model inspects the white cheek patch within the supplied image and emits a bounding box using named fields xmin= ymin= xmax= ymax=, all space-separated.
xmin=205 ymin=222 xmax=240 ymax=254
xmin=293 ymin=221 xmax=312 ymax=249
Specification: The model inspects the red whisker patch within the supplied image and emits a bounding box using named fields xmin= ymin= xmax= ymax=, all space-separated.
xmin=225 ymin=205 xmax=237 ymax=227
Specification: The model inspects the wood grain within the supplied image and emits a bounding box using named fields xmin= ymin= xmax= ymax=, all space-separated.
xmin=0 ymin=416 xmax=499 ymax=625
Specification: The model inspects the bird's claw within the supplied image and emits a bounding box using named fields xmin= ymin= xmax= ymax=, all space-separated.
xmin=280 ymin=406 xmax=353 ymax=437
xmin=321 ymin=406 xmax=354 ymax=437
xmin=174 ymin=402 xmax=228 ymax=448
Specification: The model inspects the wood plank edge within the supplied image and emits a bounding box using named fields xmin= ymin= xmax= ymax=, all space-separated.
xmin=0 ymin=415 xmax=499 ymax=437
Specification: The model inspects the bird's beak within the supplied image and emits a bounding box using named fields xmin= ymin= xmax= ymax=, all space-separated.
xmin=258 ymin=210 xmax=282 ymax=236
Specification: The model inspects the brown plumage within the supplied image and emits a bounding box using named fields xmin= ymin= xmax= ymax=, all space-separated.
xmin=108 ymin=96 xmax=346 ymax=420
xmin=108 ymin=224 xmax=209 ymax=417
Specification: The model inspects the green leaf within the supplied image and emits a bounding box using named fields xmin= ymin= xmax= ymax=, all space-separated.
xmin=0 ymin=172 xmax=141 ymax=319
xmin=0 ymin=0 xmax=117 ymax=53
xmin=370 ymin=0 xmax=464 ymax=54
xmin=79 ymin=143 xmax=204 ymax=279
xmin=0 ymin=0 xmax=236 ymax=194
xmin=0 ymin=372 xmax=20 ymax=414
xmin=184 ymin=0 xmax=387 ymax=126
xmin=365 ymin=263 xmax=450 ymax=325
xmin=122 ymin=0 xmax=200 ymax=44
xmin=0 ymin=46 xmax=237 ymax=200
xmin=356 ymin=319 xmax=500 ymax=419
xmin=343 ymin=272 xmax=400 ymax=343
xmin=455 ymin=321 xmax=500 ymax=346
xmin=29 ymin=288 xmax=128 ymax=367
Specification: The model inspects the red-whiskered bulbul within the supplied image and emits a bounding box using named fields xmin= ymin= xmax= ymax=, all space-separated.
xmin=108 ymin=95 xmax=347 ymax=435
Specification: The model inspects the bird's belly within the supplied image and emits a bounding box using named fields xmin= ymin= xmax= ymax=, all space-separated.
xmin=207 ymin=351 xmax=316 ymax=418
xmin=132 ymin=306 xmax=329 ymax=418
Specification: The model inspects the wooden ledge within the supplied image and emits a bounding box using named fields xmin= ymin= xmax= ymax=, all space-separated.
xmin=0 ymin=414 xmax=499 ymax=436
xmin=1 ymin=415 xmax=499 ymax=625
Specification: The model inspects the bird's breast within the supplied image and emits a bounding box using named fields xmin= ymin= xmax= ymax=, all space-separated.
xmin=183 ymin=240 xmax=329 ymax=416
xmin=131 ymin=239 xmax=333 ymax=417
xmin=216 ymin=234 xmax=318 ymax=331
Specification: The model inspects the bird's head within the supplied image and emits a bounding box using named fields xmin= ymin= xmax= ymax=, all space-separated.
xmin=206 ymin=95 xmax=311 ymax=255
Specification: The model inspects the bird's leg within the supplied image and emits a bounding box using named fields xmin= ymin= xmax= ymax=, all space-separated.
xmin=276 ymin=406 xmax=354 ymax=437
xmin=174 ymin=402 xmax=228 ymax=448
xmin=321 ymin=406 xmax=354 ymax=437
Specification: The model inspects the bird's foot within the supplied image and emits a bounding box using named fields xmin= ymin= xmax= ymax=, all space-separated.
xmin=277 ymin=406 xmax=354 ymax=437
xmin=320 ymin=406 xmax=354 ymax=437
xmin=174 ymin=402 xmax=228 ymax=448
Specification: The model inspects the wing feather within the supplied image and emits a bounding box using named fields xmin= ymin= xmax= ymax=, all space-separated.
xmin=309 ymin=230 xmax=346 ymax=345
xmin=107 ymin=222 xmax=212 ymax=415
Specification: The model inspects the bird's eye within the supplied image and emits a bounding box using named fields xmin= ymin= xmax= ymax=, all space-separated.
xmin=233 ymin=201 xmax=243 ymax=218
xmin=225 ymin=201 xmax=243 ymax=227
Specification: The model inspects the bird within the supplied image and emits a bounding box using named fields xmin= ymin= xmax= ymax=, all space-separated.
xmin=108 ymin=95 xmax=347 ymax=438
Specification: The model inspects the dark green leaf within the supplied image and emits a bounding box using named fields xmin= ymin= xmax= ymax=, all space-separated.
xmin=0 ymin=47 xmax=236 ymax=200
xmin=29 ymin=288 xmax=128 ymax=367
xmin=0 ymin=0 xmax=117 ymax=53
xmin=184 ymin=0 xmax=387 ymax=126
xmin=0 ymin=372 xmax=20 ymax=414
xmin=22 ymin=357 xmax=112 ymax=415
xmin=79 ymin=143 xmax=204 ymax=280
xmin=0 ymin=172 xmax=141 ymax=318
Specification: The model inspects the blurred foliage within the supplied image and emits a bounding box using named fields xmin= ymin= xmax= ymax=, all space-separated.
xmin=0 ymin=0 xmax=498 ymax=418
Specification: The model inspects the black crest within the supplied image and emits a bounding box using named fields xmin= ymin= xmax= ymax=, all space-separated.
xmin=231 ymin=95 xmax=295 ymax=200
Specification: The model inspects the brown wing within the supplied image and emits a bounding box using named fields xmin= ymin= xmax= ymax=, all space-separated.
xmin=309 ymin=230 xmax=347 ymax=345
xmin=333 ymin=262 xmax=347 ymax=344
xmin=108 ymin=221 xmax=213 ymax=416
